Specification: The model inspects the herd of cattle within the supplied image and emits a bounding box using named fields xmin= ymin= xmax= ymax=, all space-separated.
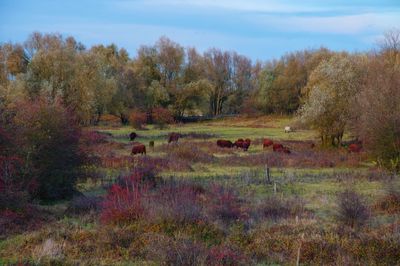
xmin=129 ymin=130 xmax=363 ymax=156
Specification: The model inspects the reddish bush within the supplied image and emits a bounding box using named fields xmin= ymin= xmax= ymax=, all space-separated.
xmin=149 ymin=181 xmax=204 ymax=224
xmin=129 ymin=110 xmax=147 ymax=129
xmin=207 ymin=245 xmax=248 ymax=266
xmin=101 ymin=173 xmax=147 ymax=225
xmin=11 ymin=99 xmax=84 ymax=200
xmin=152 ymin=107 xmax=174 ymax=129
xmin=205 ymin=185 xmax=246 ymax=224
xmin=348 ymin=143 xmax=362 ymax=153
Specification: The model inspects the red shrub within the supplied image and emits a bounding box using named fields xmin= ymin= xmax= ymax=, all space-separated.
xmin=129 ymin=110 xmax=147 ymax=129
xmin=152 ymin=107 xmax=174 ymax=129
xmin=205 ymin=185 xmax=246 ymax=224
xmin=207 ymin=245 xmax=248 ymax=266
xmin=149 ymin=181 xmax=204 ymax=224
xmin=101 ymin=173 xmax=147 ymax=225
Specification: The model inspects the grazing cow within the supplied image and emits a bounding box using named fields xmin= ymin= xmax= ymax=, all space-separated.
xmin=131 ymin=144 xmax=146 ymax=155
xmin=263 ymin=139 xmax=273 ymax=148
xmin=348 ymin=143 xmax=362 ymax=153
xmin=129 ymin=132 xmax=137 ymax=141
xmin=168 ymin=132 xmax=181 ymax=144
xmin=233 ymin=139 xmax=244 ymax=148
xmin=284 ymin=126 xmax=292 ymax=133
xmin=243 ymin=138 xmax=251 ymax=151
xmin=282 ymin=147 xmax=291 ymax=154
xmin=273 ymin=143 xmax=284 ymax=152
xmin=217 ymin=139 xmax=234 ymax=148
xmin=233 ymin=138 xmax=251 ymax=151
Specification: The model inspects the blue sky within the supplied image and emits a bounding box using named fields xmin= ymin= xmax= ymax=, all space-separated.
xmin=0 ymin=0 xmax=399 ymax=60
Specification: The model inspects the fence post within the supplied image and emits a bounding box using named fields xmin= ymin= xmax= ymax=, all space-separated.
xmin=265 ymin=164 xmax=271 ymax=184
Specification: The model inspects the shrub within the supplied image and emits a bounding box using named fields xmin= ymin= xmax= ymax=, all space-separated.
xmin=149 ymin=180 xmax=204 ymax=224
xmin=11 ymin=99 xmax=85 ymax=200
xmin=116 ymin=164 xmax=160 ymax=188
xmin=207 ymin=245 xmax=248 ymax=266
xmin=257 ymin=196 xmax=305 ymax=221
xmin=152 ymin=107 xmax=174 ymax=129
xmin=145 ymin=234 xmax=207 ymax=265
xmin=336 ymin=190 xmax=370 ymax=228
xmin=129 ymin=110 xmax=147 ymax=129
xmin=374 ymin=183 xmax=400 ymax=214
xmin=168 ymin=143 xmax=214 ymax=164
xmin=101 ymin=173 xmax=147 ymax=225
xmin=205 ymin=185 xmax=246 ymax=225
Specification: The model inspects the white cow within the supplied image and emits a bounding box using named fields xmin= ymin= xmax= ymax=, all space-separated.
xmin=284 ymin=126 xmax=292 ymax=133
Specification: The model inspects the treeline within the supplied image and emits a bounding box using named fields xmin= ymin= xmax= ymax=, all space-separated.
xmin=1 ymin=32 xmax=335 ymax=125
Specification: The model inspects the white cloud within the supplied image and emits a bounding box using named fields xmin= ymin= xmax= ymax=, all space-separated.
xmin=114 ymin=0 xmax=332 ymax=13
xmin=250 ymin=12 xmax=400 ymax=34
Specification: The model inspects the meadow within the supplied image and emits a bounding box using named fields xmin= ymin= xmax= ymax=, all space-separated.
xmin=1 ymin=116 xmax=399 ymax=265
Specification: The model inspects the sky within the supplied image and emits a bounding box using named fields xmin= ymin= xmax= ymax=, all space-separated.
xmin=0 ymin=0 xmax=399 ymax=61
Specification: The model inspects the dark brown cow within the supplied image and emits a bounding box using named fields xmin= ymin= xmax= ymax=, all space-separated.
xmin=263 ymin=139 xmax=273 ymax=148
xmin=131 ymin=144 xmax=146 ymax=155
xmin=234 ymin=138 xmax=251 ymax=151
xmin=282 ymin=147 xmax=291 ymax=154
xmin=217 ymin=139 xmax=233 ymax=148
xmin=272 ymin=143 xmax=284 ymax=152
xmin=233 ymin=139 xmax=244 ymax=148
xmin=273 ymin=143 xmax=291 ymax=154
xmin=348 ymin=143 xmax=362 ymax=153
xmin=168 ymin=132 xmax=181 ymax=144
xmin=129 ymin=132 xmax=137 ymax=141
xmin=243 ymin=138 xmax=251 ymax=151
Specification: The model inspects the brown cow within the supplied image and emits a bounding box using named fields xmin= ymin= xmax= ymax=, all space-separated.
xmin=234 ymin=138 xmax=251 ymax=151
xmin=131 ymin=144 xmax=146 ymax=155
xmin=282 ymin=147 xmax=291 ymax=154
xmin=263 ymin=139 xmax=273 ymax=148
xmin=273 ymin=143 xmax=291 ymax=154
xmin=348 ymin=143 xmax=362 ymax=153
xmin=233 ymin=139 xmax=244 ymax=148
xmin=168 ymin=132 xmax=181 ymax=144
xmin=217 ymin=139 xmax=233 ymax=148
xmin=272 ymin=143 xmax=284 ymax=152
xmin=129 ymin=132 xmax=137 ymax=141
xmin=243 ymin=138 xmax=251 ymax=151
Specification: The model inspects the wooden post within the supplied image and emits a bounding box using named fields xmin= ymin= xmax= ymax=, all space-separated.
xmin=296 ymin=233 xmax=305 ymax=266
xmin=265 ymin=165 xmax=271 ymax=184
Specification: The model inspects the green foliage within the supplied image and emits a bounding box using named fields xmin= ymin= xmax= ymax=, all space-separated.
xmin=298 ymin=54 xmax=361 ymax=146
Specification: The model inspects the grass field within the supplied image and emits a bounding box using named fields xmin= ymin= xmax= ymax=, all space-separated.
xmin=1 ymin=116 xmax=399 ymax=265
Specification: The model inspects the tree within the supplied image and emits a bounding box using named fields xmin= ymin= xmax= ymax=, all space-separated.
xmin=203 ymin=48 xmax=232 ymax=115
xmin=173 ymin=79 xmax=211 ymax=117
xmin=354 ymin=39 xmax=400 ymax=172
xmin=299 ymin=54 xmax=361 ymax=146
xmin=226 ymin=53 xmax=253 ymax=113
xmin=156 ymin=36 xmax=184 ymax=91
